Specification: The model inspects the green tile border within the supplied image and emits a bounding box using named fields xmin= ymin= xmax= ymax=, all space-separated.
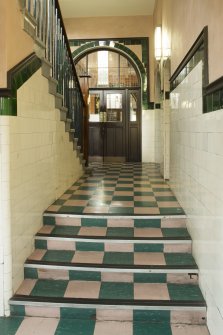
xmin=0 ymin=53 xmax=42 ymax=116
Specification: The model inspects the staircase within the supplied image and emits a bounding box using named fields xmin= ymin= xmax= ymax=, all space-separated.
xmin=9 ymin=165 xmax=209 ymax=335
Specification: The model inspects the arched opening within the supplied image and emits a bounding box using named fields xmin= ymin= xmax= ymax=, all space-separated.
xmin=75 ymin=47 xmax=142 ymax=162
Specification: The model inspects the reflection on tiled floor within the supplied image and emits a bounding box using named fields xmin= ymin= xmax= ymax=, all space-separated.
xmin=45 ymin=163 xmax=184 ymax=215
xmin=0 ymin=317 xmax=210 ymax=335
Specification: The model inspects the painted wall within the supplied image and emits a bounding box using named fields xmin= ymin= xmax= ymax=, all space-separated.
xmin=0 ymin=0 xmax=34 ymax=87
xmin=0 ymin=69 xmax=83 ymax=314
xmin=64 ymin=16 xmax=155 ymax=102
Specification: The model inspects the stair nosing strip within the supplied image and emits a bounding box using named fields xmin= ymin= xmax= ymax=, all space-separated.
xmin=9 ymin=295 xmax=206 ymax=311
xmin=43 ymin=213 xmax=187 ymax=219
xmin=35 ymin=235 xmax=192 ymax=244
xmin=24 ymin=260 xmax=198 ymax=273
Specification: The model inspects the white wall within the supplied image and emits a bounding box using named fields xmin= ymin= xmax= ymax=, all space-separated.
xmin=170 ymin=61 xmax=223 ymax=335
xmin=0 ymin=69 xmax=83 ymax=315
xmin=142 ymin=109 xmax=162 ymax=163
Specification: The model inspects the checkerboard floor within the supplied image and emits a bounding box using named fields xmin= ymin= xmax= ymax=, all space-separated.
xmin=45 ymin=163 xmax=184 ymax=215
xmin=0 ymin=317 xmax=210 ymax=335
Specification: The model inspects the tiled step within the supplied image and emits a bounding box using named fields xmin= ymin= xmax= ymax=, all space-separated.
xmin=0 ymin=316 xmax=210 ymax=335
xmin=34 ymin=224 xmax=192 ymax=253
xmin=43 ymin=215 xmax=187 ymax=228
xmin=10 ymin=279 xmax=206 ymax=324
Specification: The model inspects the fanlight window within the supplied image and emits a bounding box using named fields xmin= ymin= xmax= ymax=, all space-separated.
xmin=76 ymin=50 xmax=139 ymax=88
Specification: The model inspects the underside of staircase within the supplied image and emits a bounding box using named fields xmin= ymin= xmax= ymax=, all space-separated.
xmin=6 ymin=163 xmax=209 ymax=335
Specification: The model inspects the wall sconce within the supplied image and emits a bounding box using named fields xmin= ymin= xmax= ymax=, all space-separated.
xmin=155 ymin=26 xmax=171 ymax=60
xmin=155 ymin=26 xmax=162 ymax=61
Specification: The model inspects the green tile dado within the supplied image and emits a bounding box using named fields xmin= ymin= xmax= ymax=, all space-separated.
xmin=0 ymin=53 xmax=41 ymax=116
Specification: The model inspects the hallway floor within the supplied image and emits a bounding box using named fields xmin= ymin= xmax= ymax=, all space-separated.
xmin=45 ymin=162 xmax=184 ymax=216
xmin=1 ymin=163 xmax=210 ymax=335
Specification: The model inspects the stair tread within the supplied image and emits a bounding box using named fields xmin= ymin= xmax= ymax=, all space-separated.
xmin=0 ymin=317 xmax=210 ymax=335
xmin=37 ymin=225 xmax=191 ymax=240
xmin=27 ymin=249 xmax=197 ymax=268
xmin=12 ymin=279 xmax=205 ymax=306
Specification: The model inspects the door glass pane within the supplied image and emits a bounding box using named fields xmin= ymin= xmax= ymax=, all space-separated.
xmin=89 ymin=93 xmax=100 ymax=122
xmin=106 ymin=94 xmax=122 ymax=122
xmin=130 ymin=93 xmax=137 ymax=122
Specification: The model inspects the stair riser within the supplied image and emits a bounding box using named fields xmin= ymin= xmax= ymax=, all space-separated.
xmin=43 ymin=216 xmax=187 ymax=229
xmin=24 ymin=267 xmax=198 ymax=284
xmin=10 ymin=304 xmax=206 ymax=324
xmin=34 ymin=239 xmax=192 ymax=253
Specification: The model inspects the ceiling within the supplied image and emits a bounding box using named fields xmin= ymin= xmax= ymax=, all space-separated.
xmin=59 ymin=0 xmax=156 ymax=18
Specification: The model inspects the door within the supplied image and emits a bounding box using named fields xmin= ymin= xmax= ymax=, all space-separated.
xmin=89 ymin=89 xmax=141 ymax=162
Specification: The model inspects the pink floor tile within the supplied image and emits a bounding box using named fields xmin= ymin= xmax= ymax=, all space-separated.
xmin=38 ymin=269 xmax=69 ymax=280
xmin=91 ymin=195 xmax=113 ymax=201
xmin=47 ymin=240 xmax=75 ymax=250
xmin=134 ymin=283 xmax=170 ymax=300
xmin=16 ymin=279 xmax=37 ymax=295
xmin=83 ymin=206 xmax=109 ymax=214
xmin=101 ymin=272 xmax=133 ymax=282
xmin=96 ymin=309 xmax=133 ymax=321
xmin=59 ymin=194 xmax=72 ymax=200
xmin=38 ymin=225 xmax=54 ymax=234
xmin=164 ymin=243 xmax=191 ymax=253
xmin=79 ymin=227 xmax=107 ymax=236
xmin=46 ymin=205 xmax=61 ymax=212
xmin=134 ymin=252 xmax=166 ymax=265
xmin=107 ymin=219 xmax=134 ymax=227
xmin=94 ymin=321 xmax=133 ymax=335
xmin=75 ymin=190 xmax=94 ymax=195
xmin=15 ymin=317 xmax=59 ymax=335
xmin=72 ymin=251 xmax=104 ymax=264
xmin=161 ymin=218 xmax=187 ymax=228
xmin=63 ymin=199 xmax=88 ymax=206
xmin=167 ymin=274 xmax=198 ymax=284
xmin=104 ymin=243 xmax=134 ymax=252
xmin=171 ymin=325 xmax=210 ymax=335
xmin=113 ymin=191 xmax=134 ymax=196
xmin=134 ymin=187 xmax=152 ymax=192
xmin=134 ymin=196 xmax=156 ymax=201
xmin=110 ymin=201 xmax=134 ymax=207
xmin=25 ymin=306 xmax=60 ymax=318
xmin=134 ymin=228 xmax=163 ymax=237
xmin=134 ymin=207 xmax=160 ymax=215
xmin=55 ymin=217 xmax=81 ymax=226
xmin=64 ymin=280 xmax=101 ymax=298
xmin=28 ymin=249 xmax=46 ymax=261
xmin=171 ymin=311 xmax=206 ymax=325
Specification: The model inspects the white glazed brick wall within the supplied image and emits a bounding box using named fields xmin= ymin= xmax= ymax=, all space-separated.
xmin=5 ymin=69 xmax=82 ymax=296
xmin=142 ymin=109 xmax=162 ymax=163
xmin=170 ymin=61 xmax=223 ymax=335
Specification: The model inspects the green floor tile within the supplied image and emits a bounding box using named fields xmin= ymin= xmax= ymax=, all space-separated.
xmin=64 ymin=189 xmax=74 ymax=194
xmin=35 ymin=239 xmax=47 ymax=249
xmin=31 ymin=279 xmax=68 ymax=297
xmin=134 ymin=219 xmax=161 ymax=228
xmin=103 ymin=252 xmax=133 ymax=265
xmin=162 ymin=228 xmax=190 ymax=238
xmin=165 ymin=253 xmax=196 ymax=266
xmin=60 ymin=308 xmax=96 ymax=320
xmin=168 ymin=283 xmax=205 ymax=301
xmin=53 ymin=199 xmax=66 ymax=205
xmin=116 ymin=187 xmax=134 ymax=191
xmin=69 ymin=270 xmax=101 ymax=281
xmin=10 ymin=305 xmax=25 ymax=317
xmin=76 ymin=241 xmax=104 ymax=252
xmin=42 ymin=250 xmax=74 ymax=262
xmin=87 ymin=200 xmax=111 ymax=206
xmin=117 ymin=181 xmax=134 ymax=184
xmin=52 ymin=226 xmax=80 ymax=235
xmin=0 ymin=317 xmax=24 ymax=335
xmin=112 ymin=196 xmax=134 ymax=201
xmin=109 ymin=207 xmax=134 ymax=214
xmin=107 ymin=227 xmax=134 ymax=237
xmin=134 ymin=273 xmax=167 ymax=283
xmin=134 ymin=244 xmax=164 ymax=252
xmin=79 ymin=186 xmax=97 ymax=190
xmin=155 ymin=196 xmax=177 ymax=201
xmin=134 ymin=192 xmax=154 ymax=196
xmin=55 ymin=319 xmax=95 ymax=335
xmin=102 ymin=183 xmax=116 ymax=187
xmin=24 ymin=267 xmax=38 ymax=279
xmin=43 ymin=216 xmax=55 ymax=225
xmin=81 ymin=218 xmax=107 ymax=227
xmin=70 ymin=195 xmax=92 ymax=200
xmin=134 ymin=201 xmax=157 ymax=207
xmin=133 ymin=310 xmax=170 ymax=322
xmin=159 ymin=208 xmax=185 ymax=215
xmin=58 ymin=206 xmax=84 ymax=214
xmin=134 ymin=321 xmax=172 ymax=335
xmin=100 ymin=282 xmax=134 ymax=300
xmin=152 ymin=188 xmax=171 ymax=192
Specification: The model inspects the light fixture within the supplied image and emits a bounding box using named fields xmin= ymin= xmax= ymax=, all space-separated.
xmin=154 ymin=26 xmax=171 ymax=60
xmin=155 ymin=26 xmax=162 ymax=60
